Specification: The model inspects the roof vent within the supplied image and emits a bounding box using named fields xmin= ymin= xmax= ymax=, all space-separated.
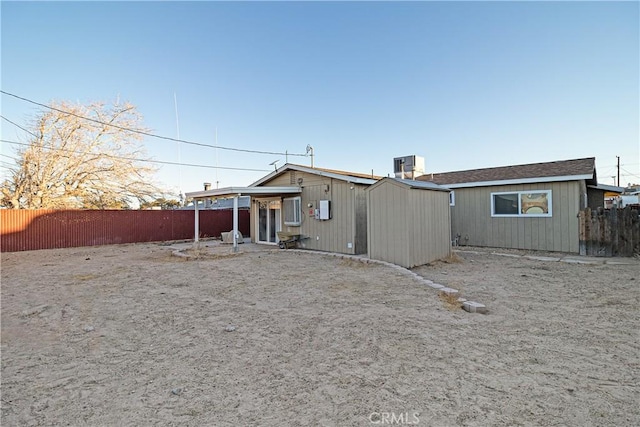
xmin=393 ymin=155 xmax=425 ymax=179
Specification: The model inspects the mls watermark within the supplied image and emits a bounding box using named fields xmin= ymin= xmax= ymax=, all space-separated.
xmin=369 ymin=411 xmax=420 ymax=425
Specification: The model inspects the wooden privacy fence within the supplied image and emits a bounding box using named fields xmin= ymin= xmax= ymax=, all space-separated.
xmin=578 ymin=207 xmax=639 ymax=257
xmin=0 ymin=209 xmax=250 ymax=252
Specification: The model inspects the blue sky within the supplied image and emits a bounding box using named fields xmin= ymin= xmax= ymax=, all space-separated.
xmin=2 ymin=1 xmax=639 ymax=198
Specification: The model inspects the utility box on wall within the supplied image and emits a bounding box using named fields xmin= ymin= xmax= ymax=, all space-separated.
xmin=319 ymin=200 xmax=331 ymax=220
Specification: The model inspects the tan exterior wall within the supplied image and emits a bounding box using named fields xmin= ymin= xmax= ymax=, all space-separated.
xmin=406 ymin=186 xmax=452 ymax=267
xmin=256 ymin=170 xmax=368 ymax=254
xmin=451 ymin=181 xmax=581 ymax=253
xmin=368 ymin=181 xmax=409 ymax=266
xmin=367 ymin=180 xmax=452 ymax=268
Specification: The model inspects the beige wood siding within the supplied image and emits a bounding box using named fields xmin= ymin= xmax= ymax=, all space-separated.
xmin=368 ymin=179 xmax=451 ymax=268
xmin=353 ymin=187 xmax=368 ymax=254
xmin=451 ymin=181 xmax=581 ymax=253
xmin=368 ymin=180 xmax=409 ymax=266
xmin=406 ymin=186 xmax=452 ymax=267
xmin=258 ymin=171 xmax=367 ymax=254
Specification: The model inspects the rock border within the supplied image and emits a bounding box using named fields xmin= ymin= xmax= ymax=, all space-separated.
xmin=283 ymin=249 xmax=487 ymax=314
xmin=456 ymin=249 xmax=638 ymax=265
xmin=168 ymin=244 xmax=488 ymax=314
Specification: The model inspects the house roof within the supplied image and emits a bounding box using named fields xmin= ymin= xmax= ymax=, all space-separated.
xmin=251 ymin=163 xmax=381 ymax=187
xmin=417 ymin=157 xmax=597 ymax=188
xmin=368 ymin=177 xmax=450 ymax=192
xmin=587 ymin=184 xmax=624 ymax=194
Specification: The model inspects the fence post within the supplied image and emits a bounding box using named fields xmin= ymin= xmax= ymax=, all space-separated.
xmin=609 ymin=207 xmax=618 ymax=256
xmin=194 ymin=201 xmax=200 ymax=244
xmin=233 ymin=195 xmax=239 ymax=253
xmin=628 ymin=207 xmax=636 ymax=256
xmin=579 ymin=208 xmax=588 ymax=256
xmin=591 ymin=208 xmax=600 ymax=256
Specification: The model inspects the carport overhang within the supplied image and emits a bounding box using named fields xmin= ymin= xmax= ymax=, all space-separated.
xmin=184 ymin=186 xmax=301 ymax=251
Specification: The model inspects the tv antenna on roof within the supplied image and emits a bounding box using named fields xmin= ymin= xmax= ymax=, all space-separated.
xmin=269 ymin=160 xmax=280 ymax=171
xmin=306 ymin=145 xmax=314 ymax=168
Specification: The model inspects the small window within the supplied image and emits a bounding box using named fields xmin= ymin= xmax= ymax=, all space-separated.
xmin=493 ymin=193 xmax=519 ymax=215
xmin=283 ymin=196 xmax=301 ymax=226
xmin=491 ymin=190 xmax=552 ymax=217
xmin=449 ymin=191 xmax=455 ymax=206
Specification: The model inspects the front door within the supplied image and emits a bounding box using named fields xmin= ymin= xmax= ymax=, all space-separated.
xmin=257 ymin=199 xmax=281 ymax=244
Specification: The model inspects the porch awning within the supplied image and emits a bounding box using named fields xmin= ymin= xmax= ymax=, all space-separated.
xmin=184 ymin=186 xmax=301 ymax=251
xmin=185 ymin=186 xmax=301 ymax=200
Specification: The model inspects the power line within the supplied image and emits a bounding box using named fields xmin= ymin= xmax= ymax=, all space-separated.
xmin=0 ymin=139 xmax=271 ymax=172
xmin=598 ymin=166 xmax=617 ymax=176
xmin=1 ymin=90 xmax=308 ymax=157
xmin=620 ymin=166 xmax=640 ymax=179
xmin=0 ymin=153 xmax=18 ymax=160
xmin=0 ymin=153 xmax=19 ymax=165
xmin=601 ymin=163 xmax=640 ymax=168
xmin=0 ymin=114 xmax=39 ymax=138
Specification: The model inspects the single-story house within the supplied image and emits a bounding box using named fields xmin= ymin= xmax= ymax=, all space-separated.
xmin=248 ymin=164 xmax=378 ymax=255
xmin=185 ymin=163 xmax=452 ymax=267
xmin=416 ymin=157 xmax=624 ymax=253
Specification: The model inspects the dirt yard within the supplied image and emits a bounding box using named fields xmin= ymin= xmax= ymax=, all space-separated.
xmin=1 ymin=242 xmax=638 ymax=426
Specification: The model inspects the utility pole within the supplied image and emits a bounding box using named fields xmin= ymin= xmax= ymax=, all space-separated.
xmin=616 ymin=156 xmax=620 ymax=187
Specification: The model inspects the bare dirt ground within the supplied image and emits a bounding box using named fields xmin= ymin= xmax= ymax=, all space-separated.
xmin=1 ymin=242 xmax=638 ymax=426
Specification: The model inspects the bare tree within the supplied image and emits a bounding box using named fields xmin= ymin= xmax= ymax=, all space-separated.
xmin=1 ymin=100 xmax=164 ymax=209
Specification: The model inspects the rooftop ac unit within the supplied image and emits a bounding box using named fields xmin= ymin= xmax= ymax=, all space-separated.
xmin=393 ymin=155 xmax=425 ymax=179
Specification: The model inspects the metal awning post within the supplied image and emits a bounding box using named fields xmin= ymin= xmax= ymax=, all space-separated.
xmin=194 ymin=199 xmax=200 ymax=245
xmin=233 ymin=195 xmax=239 ymax=252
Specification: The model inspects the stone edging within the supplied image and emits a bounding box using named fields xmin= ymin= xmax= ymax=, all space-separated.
xmin=170 ymin=245 xmax=488 ymax=314
xmin=454 ymin=249 xmax=638 ymax=265
xmin=172 ymin=250 xmax=190 ymax=259
xmin=282 ymin=249 xmax=487 ymax=314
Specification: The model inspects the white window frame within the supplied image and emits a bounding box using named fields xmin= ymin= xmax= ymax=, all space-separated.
xmin=449 ymin=191 xmax=455 ymax=206
xmin=491 ymin=190 xmax=552 ymax=217
xmin=283 ymin=196 xmax=302 ymax=226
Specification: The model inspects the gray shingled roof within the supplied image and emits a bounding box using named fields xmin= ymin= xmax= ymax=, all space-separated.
xmin=417 ymin=157 xmax=596 ymax=186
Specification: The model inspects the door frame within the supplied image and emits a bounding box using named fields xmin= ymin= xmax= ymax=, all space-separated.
xmin=255 ymin=198 xmax=282 ymax=245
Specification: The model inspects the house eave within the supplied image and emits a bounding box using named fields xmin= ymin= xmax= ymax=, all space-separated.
xmin=368 ymin=177 xmax=451 ymax=192
xmin=185 ymin=186 xmax=301 ymax=200
xmin=587 ymin=184 xmax=625 ymax=193
xmin=250 ymin=163 xmax=378 ymax=187
xmin=442 ymin=174 xmax=594 ymax=189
